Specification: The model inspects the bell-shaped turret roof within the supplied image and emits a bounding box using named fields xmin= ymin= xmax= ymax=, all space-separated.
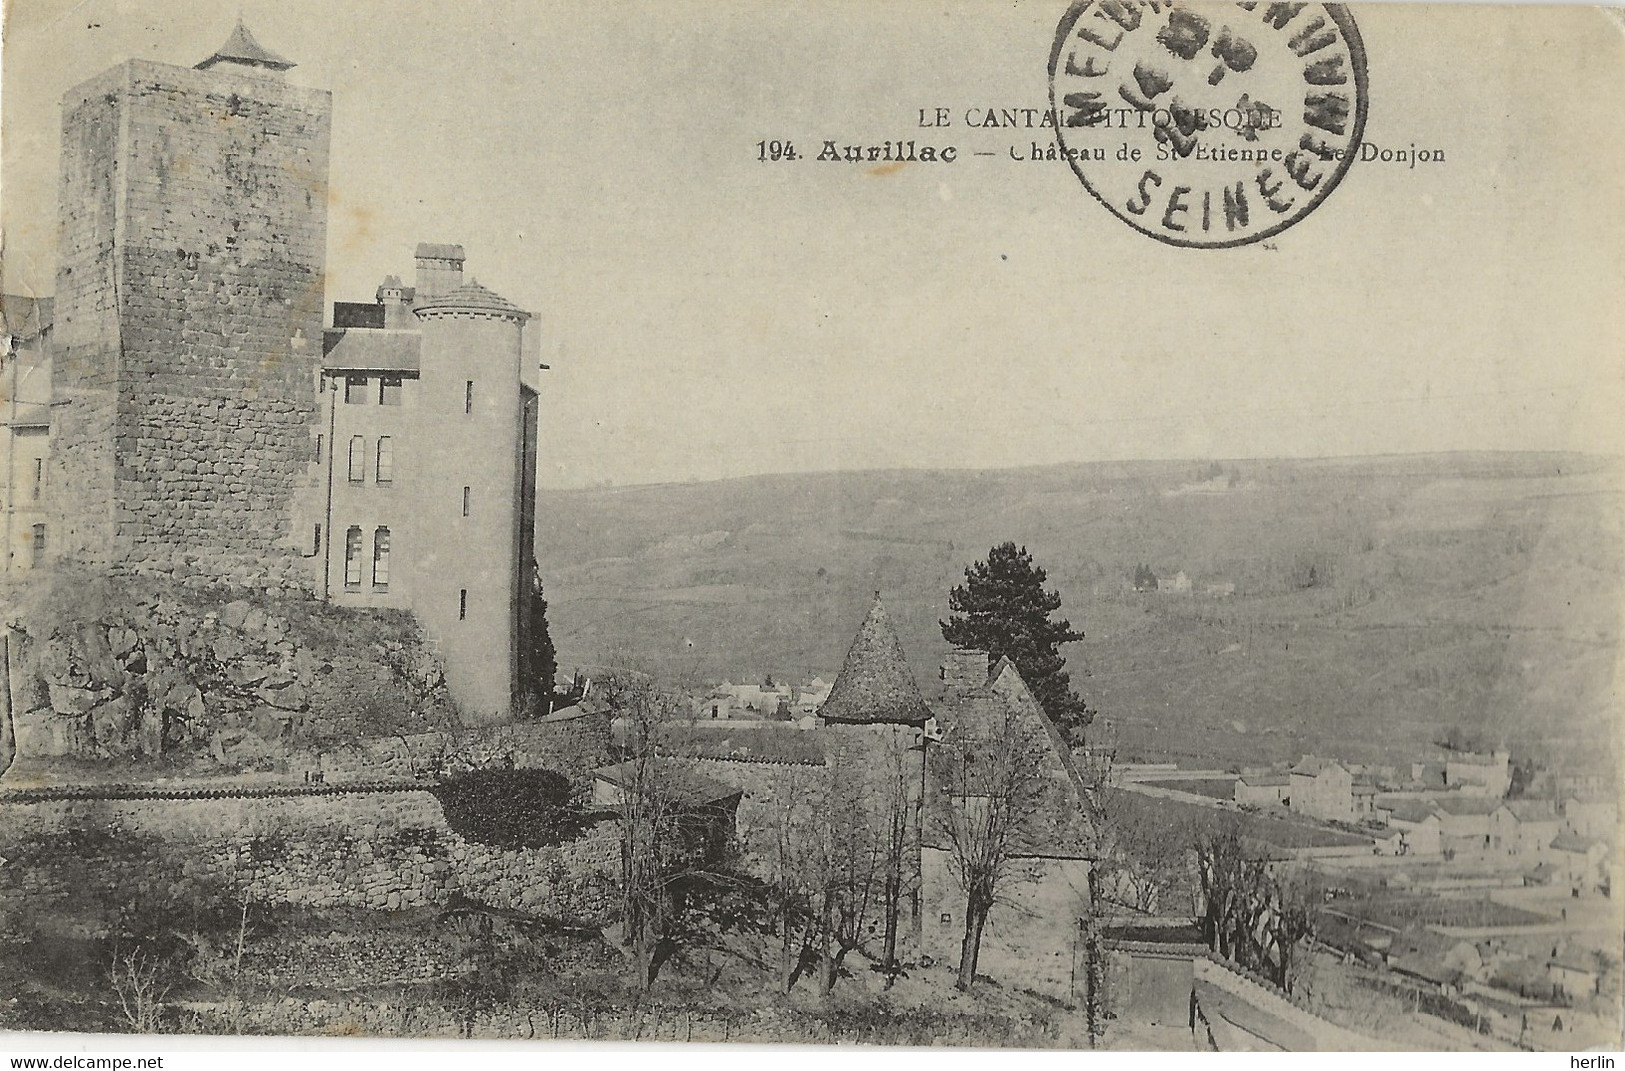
xmin=196 ymin=20 xmax=296 ymax=72
xmin=818 ymin=594 xmax=932 ymax=726
xmin=414 ymin=280 xmax=530 ymax=321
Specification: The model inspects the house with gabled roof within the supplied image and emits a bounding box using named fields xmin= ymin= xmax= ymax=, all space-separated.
xmin=1235 ymin=770 xmax=1290 ymax=807
xmin=1561 ymin=793 xmax=1618 ymax=839
xmin=1550 ymin=833 xmax=1610 ymax=895
xmin=1491 ymin=799 xmax=1561 ymax=859
xmin=1445 ymin=749 xmax=1512 ymax=797
xmin=1380 ymin=799 xmax=1444 ymax=856
xmin=1432 ymin=795 xmax=1502 ymax=857
xmin=920 ymin=644 xmax=1096 ymax=1001
xmin=1288 ymin=756 xmax=1354 ymax=822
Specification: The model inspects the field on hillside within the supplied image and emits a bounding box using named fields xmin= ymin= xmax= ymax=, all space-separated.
xmin=534 ymin=453 xmax=1623 ymax=769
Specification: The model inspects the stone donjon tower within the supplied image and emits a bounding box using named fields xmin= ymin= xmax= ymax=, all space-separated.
xmin=50 ymin=23 xmax=330 ymax=589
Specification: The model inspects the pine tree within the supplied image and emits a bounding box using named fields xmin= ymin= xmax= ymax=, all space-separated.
xmin=940 ymin=542 xmax=1092 ymax=739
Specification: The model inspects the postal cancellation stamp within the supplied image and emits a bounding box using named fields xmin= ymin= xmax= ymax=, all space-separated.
xmin=1049 ymin=1 xmax=1369 ymax=248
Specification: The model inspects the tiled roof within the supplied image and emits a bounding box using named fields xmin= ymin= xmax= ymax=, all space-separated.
xmin=195 ymin=21 xmax=295 ymax=72
xmin=592 ymin=759 xmax=742 ymax=808
xmin=1505 ymin=799 xmax=1558 ymax=821
xmin=1239 ymin=772 xmax=1290 ymax=787
xmin=1550 ymin=833 xmax=1602 ymax=854
xmin=817 ymin=594 xmax=932 ymax=727
xmin=414 ymin=280 xmax=530 ymax=321
xmin=321 ymin=328 xmax=421 ymax=372
xmin=415 ymin=243 xmax=466 ymax=261
xmin=1432 ymin=796 xmax=1502 ymax=816
xmin=1384 ymin=800 xmax=1442 ymax=824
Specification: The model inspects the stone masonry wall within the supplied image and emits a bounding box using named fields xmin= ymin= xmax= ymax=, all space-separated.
xmin=0 ymin=787 xmax=621 ymax=939
xmin=51 ymin=59 xmax=331 ymax=591
xmin=47 ymin=69 xmax=124 ymax=564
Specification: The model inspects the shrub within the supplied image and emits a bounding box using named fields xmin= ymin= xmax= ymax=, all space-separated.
xmin=432 ymin=769 xmax=586 ymax=849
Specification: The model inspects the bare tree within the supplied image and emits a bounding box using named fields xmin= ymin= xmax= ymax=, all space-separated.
xmin=606 ymin=673 xmax=695 ymax=991
xmin=761 ymin=765 xmax=823 ymax=993
xmin=812 ymin=773 xmax=882 ymax=995
xmin=110 ymin=947 xmax=169 ymax=1033
xmin=1194 ymin=823 xmax=1316 ymax=993
xmin=931 ymin=702 xmax=1050 ymax=991
xmin=873 ymin=737 xmax=919 ymax=985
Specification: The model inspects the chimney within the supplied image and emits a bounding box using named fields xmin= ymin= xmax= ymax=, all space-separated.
xmin=941 ymin=649 xmax=989 ymax=699
xmin=414 ymin=242 xmax=465 ymax=298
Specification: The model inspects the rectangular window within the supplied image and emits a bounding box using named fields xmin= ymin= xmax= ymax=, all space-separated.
xmin=344 ymin=526 xmax=363 ymax=587
xmin=348 ymin=435 xmax=365 ymax=482
xmin=464 ymin=380 xmax=474 ymax=414
xmin=462 ymin=485 xmax=471 ymax=517
xmin=31 ymin=523 xmax=45 ymax=564
xmin=314 ymin=433 xmax=324 ymax=464
xmin=379 ymin=376 xmax=403 ymax=406
xmin=459 ymin=589 xmax=468 ymax=620
xmin=31 ymin=458 xmax=43 ymax=501
xmin=372 ymin=527 xmax=390 ymax=588
xmin=375 ymin=436 xmax=394 ymax=483
xmin=311 ymin=523 xmax=322 ymax=556
xmin=345 ymin=375 xmax=369 ymax=404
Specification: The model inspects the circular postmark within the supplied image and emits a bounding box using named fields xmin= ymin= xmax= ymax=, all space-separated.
xmin=1048 ymin=2 xmax=1368 ymax=248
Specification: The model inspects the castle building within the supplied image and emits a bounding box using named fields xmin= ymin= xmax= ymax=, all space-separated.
xmin=48 ymin=23 xmax=331 ymax=590
xmin=320 ymin=247 xmax=543 ymax=725
xmin=7 ymin=23 xmax=545 ymax=725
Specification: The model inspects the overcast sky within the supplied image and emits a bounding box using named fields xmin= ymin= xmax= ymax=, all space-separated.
xmin=4 ymin=1 xmax=1622 ymax=488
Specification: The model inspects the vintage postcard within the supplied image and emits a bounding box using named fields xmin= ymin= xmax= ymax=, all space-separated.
xmin=1 ymin=0 xmax=1621 ymax=1056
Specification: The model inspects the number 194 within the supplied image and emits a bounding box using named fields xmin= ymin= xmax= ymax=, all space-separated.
xmin=756 ymin=140 xmax=799 ymax=161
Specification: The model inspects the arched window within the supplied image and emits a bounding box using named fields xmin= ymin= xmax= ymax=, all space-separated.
xmin=348 ymin=436 xmax=365 ymax=482
xmin=344 ymin=526 xmax=363 ymax=587
xmin=372 ymin=527 xmax=390 ymax=588
xmin=375 ymin=436 xmax=393 ymax=483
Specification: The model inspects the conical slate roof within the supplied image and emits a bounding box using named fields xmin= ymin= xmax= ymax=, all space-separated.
xmin=818 ymin=594 xmax=932 ymax=726
xmin=414 ymin=280 xmax=530 ymax=321
xmin=196 ymin=21 xmax=296 ymax=72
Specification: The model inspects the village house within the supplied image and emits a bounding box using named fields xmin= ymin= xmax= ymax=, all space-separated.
xmin=1288 ymin=756 xmax=1354 ymax=822
xmin=1546 ymin=950 xmax=1600 ymax=1001
xmin=1445 ymin=750 xmax=1512 ymax=797
xmin=1386 ymin=927 xmax=1482 ymax=996
xmin=1490 ymin=799 xmax=1562 ymax=860
xmin=1561 ymin=793 xmax=1618 ymax=839
xmin=1234 ymin=770 xmax=1290 ymax=808
xmin=1432 ymin=796 xmax=1504 ymax=858
xmin=1549 ymin=834 xmax=1610 ymax=896
xmin=1380 ymin=799 xmax=1445 ymax=856
xmin=921 ymin=647 xmax=1095 ymax=1001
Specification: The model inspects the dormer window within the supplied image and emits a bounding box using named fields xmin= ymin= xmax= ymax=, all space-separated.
xmin=344 ymin=375 xmax=368 ymax=404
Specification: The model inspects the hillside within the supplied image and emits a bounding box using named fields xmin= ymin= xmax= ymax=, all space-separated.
xmin=534 ymin=453 xmax=1623 ymax=769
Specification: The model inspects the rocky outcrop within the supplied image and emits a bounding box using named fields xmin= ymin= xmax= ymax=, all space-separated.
xmin=2 ymin=570 xmax=459 ymax=775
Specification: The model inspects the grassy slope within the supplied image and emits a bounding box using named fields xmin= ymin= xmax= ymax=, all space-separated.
xmin=535 ymin=453 xmax=1623 ymax=769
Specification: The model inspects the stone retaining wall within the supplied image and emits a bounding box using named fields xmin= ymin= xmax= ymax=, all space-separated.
xmin=0 ymin=786 xmax=620 ymax=938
